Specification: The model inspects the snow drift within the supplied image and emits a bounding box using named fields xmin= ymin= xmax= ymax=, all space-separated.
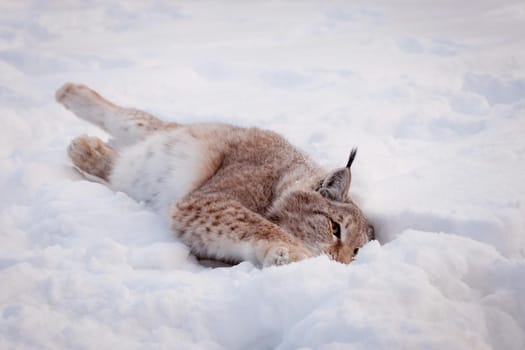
xmin=1 ymin=1 xmax=524 ymax=349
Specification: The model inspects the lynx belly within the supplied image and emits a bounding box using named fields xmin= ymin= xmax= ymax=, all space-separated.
xmin=109 ymin=129 xmax=208 ymax=215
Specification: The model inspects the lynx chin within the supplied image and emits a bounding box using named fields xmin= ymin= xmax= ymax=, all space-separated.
xmin=56 ymin=83 xmax=375 ymax=267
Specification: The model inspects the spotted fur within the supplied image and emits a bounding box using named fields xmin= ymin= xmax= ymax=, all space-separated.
xmin=57 ymin=83 xmax=374 ymax=267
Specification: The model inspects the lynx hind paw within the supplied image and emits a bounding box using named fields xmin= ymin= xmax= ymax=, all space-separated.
xmin=55 ymin=82 xmax=102 ymax=109
xmin=68 ymin=135 xmax=95 ymax=163
xmin=68 ymin=135 xmax=113 ymax=179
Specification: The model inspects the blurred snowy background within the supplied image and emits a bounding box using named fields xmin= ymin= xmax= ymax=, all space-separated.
xmin=1 ymin=1 xmax=524 ymax=349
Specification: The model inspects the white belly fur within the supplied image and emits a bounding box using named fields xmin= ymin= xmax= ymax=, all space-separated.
xmin=109 ymin=129 xmax=208 ymax=216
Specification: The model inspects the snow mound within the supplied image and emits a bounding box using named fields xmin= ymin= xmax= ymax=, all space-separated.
xmin=1 ymin=1 xmax=524 ymax=349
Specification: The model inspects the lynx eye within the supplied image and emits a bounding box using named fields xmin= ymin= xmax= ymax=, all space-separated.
xmin=330 ymin=219 xmax=341 ymax=239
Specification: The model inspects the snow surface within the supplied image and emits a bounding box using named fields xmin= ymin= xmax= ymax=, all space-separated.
xmin=1 ymin=1 xmax=525 ymax=349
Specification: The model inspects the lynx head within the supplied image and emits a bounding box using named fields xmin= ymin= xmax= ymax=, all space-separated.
xmin=269 ymin=148 xmax=374 ymax=264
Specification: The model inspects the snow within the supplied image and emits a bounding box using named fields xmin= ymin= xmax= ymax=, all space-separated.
xmin=1 ymin=1 xmax=524 ymax=349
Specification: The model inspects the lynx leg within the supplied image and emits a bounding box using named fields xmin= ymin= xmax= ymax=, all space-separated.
xmin=56 ymin=83 xmax=174 ymax=146
xmin=171 ymin=194 xmax=312 ymax=267
xmin=68 ymin=135 xmax=117 ymax=181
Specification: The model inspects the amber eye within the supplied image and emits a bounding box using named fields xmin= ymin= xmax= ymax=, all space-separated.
xmin=330 ymin=220 xmax=341 ymax=239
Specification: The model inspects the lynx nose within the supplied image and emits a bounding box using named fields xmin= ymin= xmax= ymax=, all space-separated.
xmin=367 ymin=224 xmax=375 ymax=241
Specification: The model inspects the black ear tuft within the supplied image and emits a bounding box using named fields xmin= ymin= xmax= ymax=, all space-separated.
xmin=346 ymin=147 xmax=357 ymax=169
xmin=316 ymin=148 xmax=358 ymax=201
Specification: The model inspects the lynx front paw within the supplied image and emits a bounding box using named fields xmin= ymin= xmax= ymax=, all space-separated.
xmin=263 ymin=246 xmax=290 ymax=267
xmin=263 ymin=245 xmax=310 ymax=267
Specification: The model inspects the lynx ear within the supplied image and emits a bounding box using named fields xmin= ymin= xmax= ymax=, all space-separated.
xmin=316 ymin=148 xmax=357 ymax=201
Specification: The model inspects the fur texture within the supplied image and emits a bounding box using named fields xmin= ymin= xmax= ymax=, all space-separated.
xmin=57 ymin=83 xmax=374 ymax=267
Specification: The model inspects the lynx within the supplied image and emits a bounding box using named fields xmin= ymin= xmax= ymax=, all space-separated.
xmin=56 ymin=83 xmax=374 ymax=267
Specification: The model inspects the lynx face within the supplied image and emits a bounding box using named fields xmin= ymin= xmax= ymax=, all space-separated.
xmin=324 ymin=198 xmax=375 ymax=263
xmin=268 ymin=149 xmax=375 ymax=264
xmin=268 ymin=190 xmax=374 ymax=264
